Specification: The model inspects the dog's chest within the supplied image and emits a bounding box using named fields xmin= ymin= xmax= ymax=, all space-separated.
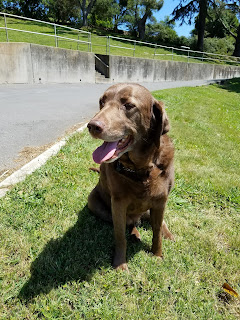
xmin=126 ymin=197 xmax=152 ymax=215
xmin=110 ymin=174 xmax=167 ymax=213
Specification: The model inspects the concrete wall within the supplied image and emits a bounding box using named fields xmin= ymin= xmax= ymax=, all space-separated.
xmin=0 ymin=43 xmax=95 ymax=84
xmin=0 ymin=42 xmax=240 ymax=84
xmin=109 ymin=55 xmax=240 ymax=83
xmin=0 ymin=43 xmax=33 ymax=83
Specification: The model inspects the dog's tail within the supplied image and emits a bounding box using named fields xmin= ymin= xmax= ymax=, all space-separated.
xmin=89 ymin=167 xmax=100 ymax=173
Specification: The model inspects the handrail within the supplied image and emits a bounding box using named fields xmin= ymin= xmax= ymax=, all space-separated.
xmin=110 ymin=44 xmax=134 ymax=51
xmin=0 ymin=11 xmax=91 ymax=51
xmin=95 ymin=54 xmax=109 ymax=68
xmin=0 ymin=11 xmax=90 ymax=35
xmin=1 ymin=11 xmax=239 ymax=65
xmin=109 ymin=35 xmax=240 ymax=64
xmin=0 ymin=27 xmax=91 ymax=45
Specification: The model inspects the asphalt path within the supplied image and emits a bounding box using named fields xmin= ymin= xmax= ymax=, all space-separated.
xmin=0 ymin=80 xmax=215 ymax=174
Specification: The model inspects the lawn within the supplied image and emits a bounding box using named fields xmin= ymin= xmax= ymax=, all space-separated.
xmin=0 ymin=79 xmax=240 ymax=319
xmin=0 ymin=14 xmax=235 ymax=64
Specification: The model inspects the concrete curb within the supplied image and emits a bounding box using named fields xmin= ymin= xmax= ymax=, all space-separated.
xmin=0 ymin=123 xmax=88 ymax=198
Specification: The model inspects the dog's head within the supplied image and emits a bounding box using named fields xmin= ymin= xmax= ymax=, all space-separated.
xmin=87 ymin=83 xmax=169 ymax=164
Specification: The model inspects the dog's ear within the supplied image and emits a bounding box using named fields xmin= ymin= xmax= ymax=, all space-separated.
xmin=151 ymin=100 xmax=170 ymax=147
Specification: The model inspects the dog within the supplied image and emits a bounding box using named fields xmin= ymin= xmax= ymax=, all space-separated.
xmin=87 ymin=83 xmax=174 ymax=271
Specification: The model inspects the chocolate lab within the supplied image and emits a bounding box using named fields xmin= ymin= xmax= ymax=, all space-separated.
xmin=87 ymin=83 xmax=174 ymax=271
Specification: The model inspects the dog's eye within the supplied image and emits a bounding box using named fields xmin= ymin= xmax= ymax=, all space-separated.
xmin=99 ymin=98 xmax=105 ymax=109
xmin=124 ymin=103 xmax=135 ymax=111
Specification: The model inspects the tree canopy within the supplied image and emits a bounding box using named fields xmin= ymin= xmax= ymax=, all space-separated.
xmin=125 ymin=0 xmax=163 ymax=39
xmin=172 ymin=0 xmax=240 ymax=55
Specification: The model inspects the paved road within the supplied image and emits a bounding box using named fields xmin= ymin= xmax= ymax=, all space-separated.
xmin=0 ymin=80 xmax=215 ymax=174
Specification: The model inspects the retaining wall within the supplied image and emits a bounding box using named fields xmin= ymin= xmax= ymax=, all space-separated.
xmin=109 ymin=55 xmax=240 ymax=83
xmin=0 ymin=43 xmax=240 ymax=84
xmin=0 ymin=43 xmax=95 ymax=84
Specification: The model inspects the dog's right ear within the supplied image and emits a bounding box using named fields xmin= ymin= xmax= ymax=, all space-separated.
xmin=151 ymin=100 xmax=170 ymax=148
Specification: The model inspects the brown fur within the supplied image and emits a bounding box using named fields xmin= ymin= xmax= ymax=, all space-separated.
xmin=87 ymin=83 xmax=174 ymax=271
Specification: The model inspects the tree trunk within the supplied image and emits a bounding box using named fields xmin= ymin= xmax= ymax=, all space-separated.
xmin=82 ymin=9 xmax=88 ymax=26
xmin=79 ymin=0 xmax=97 ymax=27
xmin=233 ymin=25 xmax=240 ymax=57
xmin=138 ymin=21 xmax=145 ymax=40
xmin=137 ymin=13 xmax=148 ymax=40
xmin=197 ymin=0 xmax=208 ymax=51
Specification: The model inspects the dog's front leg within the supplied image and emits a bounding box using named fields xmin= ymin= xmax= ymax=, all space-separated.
xmin=111 ymin=198 xmax=128 ymax=271
xmin=150 ymin=200 xmax=166 ymax=258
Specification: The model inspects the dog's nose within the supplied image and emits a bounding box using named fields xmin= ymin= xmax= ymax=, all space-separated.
xmin=87 ymin=120 xmax=104 ymax=135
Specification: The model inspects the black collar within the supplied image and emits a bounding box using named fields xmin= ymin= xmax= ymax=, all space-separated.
xmin=114 ymin=159 xmax=150 ymax=182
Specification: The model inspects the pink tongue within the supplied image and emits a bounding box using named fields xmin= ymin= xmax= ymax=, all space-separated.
xmin=92 ymin=141 xmax=118 ymax=164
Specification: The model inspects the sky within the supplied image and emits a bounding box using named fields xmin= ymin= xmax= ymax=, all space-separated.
xmin=153 ymin=0 xmax=195 ymax=38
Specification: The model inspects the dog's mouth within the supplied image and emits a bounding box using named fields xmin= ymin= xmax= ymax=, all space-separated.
xmin=92 ymin=135 xmax=133 ymax=164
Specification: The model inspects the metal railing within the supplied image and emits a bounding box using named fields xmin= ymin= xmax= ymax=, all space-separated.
xmin=107 ymin=35 xmax=240 ymax=65
xmin=0 ymin=12 xmax=92 ymax=51
xmin=1 ymin=11 xmax=239 ymax=65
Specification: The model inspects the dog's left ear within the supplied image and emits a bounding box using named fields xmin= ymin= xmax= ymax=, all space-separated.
xmin=151 ymin=100 xmax=170 ymax=147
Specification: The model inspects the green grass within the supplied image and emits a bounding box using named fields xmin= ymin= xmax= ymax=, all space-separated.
xmin=0 ymin=79 xmax=240 ymax=319
xmin=0 ymin=14 xmax=234 ymax=64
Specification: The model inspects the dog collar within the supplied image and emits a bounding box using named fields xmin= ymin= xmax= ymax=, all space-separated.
xmin=115 ymin=159 xmax=149 ymax=182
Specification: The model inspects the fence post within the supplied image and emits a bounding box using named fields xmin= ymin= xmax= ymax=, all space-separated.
xmin=154 ymin=45 xmax=156 ymax=59
xmin=54 ymin=25 xmax=58 ymax=47
xmin=133 ymin=41 xmax=136 ymax=57
xmin=105 ymin=36 xmax=108 ymax=55
xmin=108 ymin=36 xmax=110 ymax=55
xmin=187 ymin=49 xmax=190 ymax=63
xmin=4 ymin=13 xmax=9 ymax=42
xmin=88 ymin=33 xmax=92 ymax=52
xmin=172 ymin=47 xmax=173 ymax=61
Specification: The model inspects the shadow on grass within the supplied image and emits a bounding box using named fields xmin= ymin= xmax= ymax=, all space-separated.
xmin=18 ymin=205 xmax=149 ymax=301
xmin=219 ymin=78 xmax=240 ymax=94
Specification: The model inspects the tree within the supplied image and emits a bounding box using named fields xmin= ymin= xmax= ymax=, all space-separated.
xmin=90 ymin=0 xmax=121 ymax=29
xmin=172 ymin=0 xmax=212 ymax=51
xmin=191 ymin=5 xmax=239 ymax=38
xmin=126 ymin=0 xmax=163 ymax=40
xmin=3 ymin=0 xmax=47 ymax=19
xmin=210 ymin=0 xmax=240 ymax=57
xmin=77 ymin=0 xmax=97 ymax=26
xmin=45 ymin=0 xmax=79 ymax=23
xmin=190 ymin=1 xmax=240 ymax=56
xmin=146 ymin=16 xmax=177 ymax=43
xmin=18 ymin=0 xmax=46 ymax=19
xmin=233 ymin=25 xmax=240 ymax=56
xmin=222 ymin=1 xmax=240 ymax=57
xmin=146 ymin=16 xmax=191 ymax=46
xmin=113 ymin=0 xmax=129 ymax=31
xmin=204 ymin=2 xmax=239 ymax=38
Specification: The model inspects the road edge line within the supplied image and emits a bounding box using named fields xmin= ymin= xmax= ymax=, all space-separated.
xmin=0 ymin=123 xmax=88 ymax=198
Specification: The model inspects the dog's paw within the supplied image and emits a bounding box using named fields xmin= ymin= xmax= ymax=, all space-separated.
xmin=130 ymin=226 xmax=141 ymax=242
xmin=152 ymin=252 xmax=164 ymax=261
xmin=114 ymin=263 xmax=129 ymax=272
xmin=163 ymin=232 xmax=175 ymax=241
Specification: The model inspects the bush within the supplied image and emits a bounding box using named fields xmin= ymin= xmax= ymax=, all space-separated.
xmin=203 ymin=37 xmax=235 ymax=55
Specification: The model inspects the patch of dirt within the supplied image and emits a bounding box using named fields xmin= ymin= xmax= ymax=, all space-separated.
xmin=0 ymin=122 xmax=87 ymax=184
xmin=64 ymin=122 xmax=87 ymax=136
xmin=0 ymin=143 xmax=53 ymax=184
xmin=15 ymin=144 xmax=53 ymax=165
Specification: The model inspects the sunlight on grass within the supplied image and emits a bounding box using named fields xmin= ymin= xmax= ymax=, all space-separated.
xmin=0 ymin=15 xmax=222 ymax=64
xmin=0 ymin=80 xmax=240 ymax=318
